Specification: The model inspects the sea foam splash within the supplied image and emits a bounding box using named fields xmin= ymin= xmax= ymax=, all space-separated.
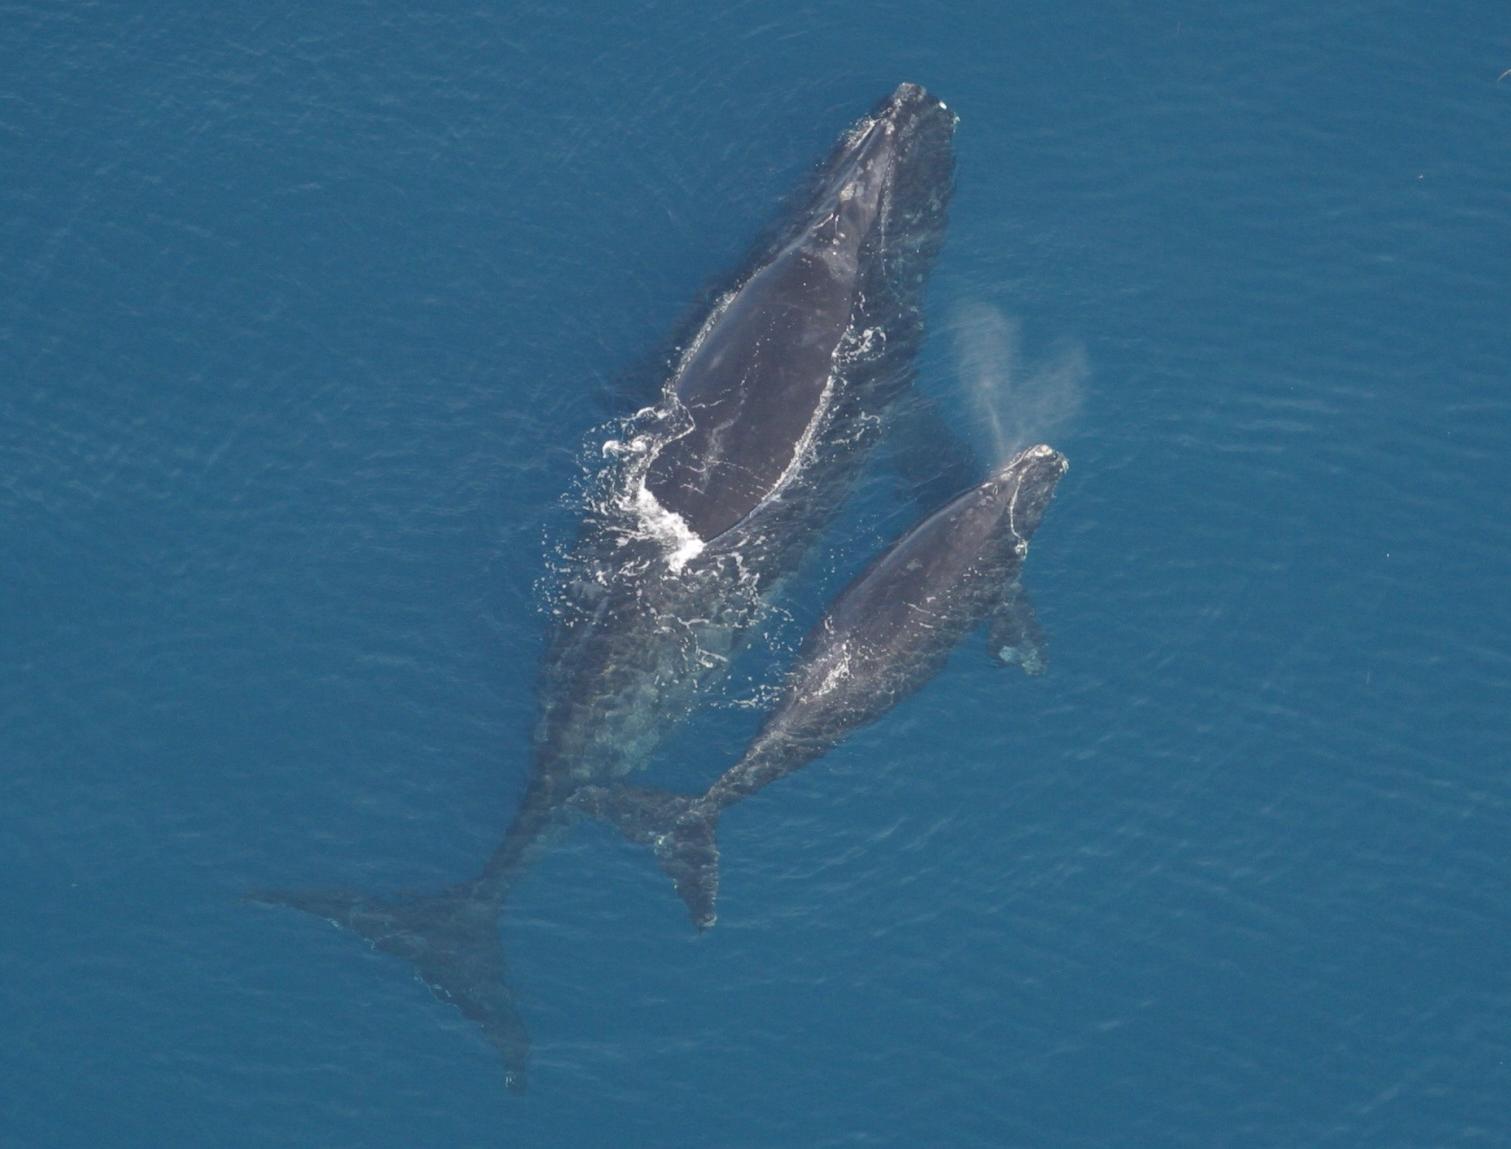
xmin=598 ymin=416 xmax=707 ymax=574
xmin=633 ymin=481 xmax=705 ymax=572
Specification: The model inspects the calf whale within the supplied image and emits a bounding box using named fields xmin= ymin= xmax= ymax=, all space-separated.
xmin=254 ymin=83 xmax=957 ymax=1090
xmin=574 ymin=444 xmax=1069 ymax=930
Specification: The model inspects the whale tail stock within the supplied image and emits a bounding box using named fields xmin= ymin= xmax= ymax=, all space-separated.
xmin=246 ymin=880 xmax=531 ymax=1092
xmin=572 ymin=785 xmax=721 ymax=931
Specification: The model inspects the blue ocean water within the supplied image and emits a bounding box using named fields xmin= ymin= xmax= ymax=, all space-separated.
xmin=4 ymin=2 xmax=1509 ymax=1145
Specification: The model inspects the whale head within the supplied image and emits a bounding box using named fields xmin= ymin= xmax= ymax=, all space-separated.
xmin=988 ymin=443 xmax=1069 ymax=546
xmin=806 ymin=82 xmax=956 ymax=264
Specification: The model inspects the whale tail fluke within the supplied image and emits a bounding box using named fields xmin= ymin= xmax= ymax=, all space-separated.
xmin=246 ymin=881 xmax=531 ymax=1092
xmin=572 ymin=785 xmax=720 ymax=930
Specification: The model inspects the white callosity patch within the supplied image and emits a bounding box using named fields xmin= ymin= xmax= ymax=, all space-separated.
xmin=843 ymin=326 xmax=883 ymax=361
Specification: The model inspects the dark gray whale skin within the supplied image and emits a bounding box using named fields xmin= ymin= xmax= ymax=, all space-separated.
xmin=252 ymin=84 xmax=956 ymax=1091
xmin=530 ymin=82 xmax=955 ymax=801
xmin=574 ymin=444 xmax=1069 ymax=932
xmin=644 ymin=86 xmax=942 ymax=542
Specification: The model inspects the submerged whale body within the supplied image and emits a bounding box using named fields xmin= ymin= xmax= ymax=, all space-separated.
xmin=574 ymin=444 xmax=1069 ymax=931
xmin=253 ymin=83 xmax=957 ymax=1091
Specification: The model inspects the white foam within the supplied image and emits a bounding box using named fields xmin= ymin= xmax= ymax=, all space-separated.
xmin=633 ymin=481 xmax=705 ymax=573
xmin=763 ymin=372 xmax=835 ymax=504
xmin=810 ymin=643 xmax=853 ymax=699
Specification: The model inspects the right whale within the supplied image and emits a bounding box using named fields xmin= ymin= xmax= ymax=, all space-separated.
xmin=574 ymin=443 xmax=1069 ymax=929
xmin=252 ymin=83 xmax=958 ymax=1091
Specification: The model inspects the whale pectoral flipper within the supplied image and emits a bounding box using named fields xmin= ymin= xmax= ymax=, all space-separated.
xmin=247 ymin=883 xmax=531 ymax=1092
xmin=988 ymin=577 xmax=1047 ymax=676
xmin=572 ymin=786 xmax=721 ymax=931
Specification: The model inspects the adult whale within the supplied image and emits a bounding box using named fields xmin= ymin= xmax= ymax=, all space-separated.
xmin=574 ymin=444 xmax=1069 ymax=930
xmin=254 ymin=84 xmax=957 ymax=1090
